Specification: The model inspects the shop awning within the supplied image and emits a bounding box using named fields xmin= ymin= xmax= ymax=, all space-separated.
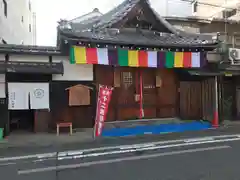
xmin=0 ymin=61 xmax=64 ymax=74
xmin=188 ymin=69 xmax=240 ymax=76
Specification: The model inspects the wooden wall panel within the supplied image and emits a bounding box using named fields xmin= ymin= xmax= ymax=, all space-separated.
xmin=142 ymin=68 xmax=157 ymax=106
xmin=34 ymin=110 xmax=51 ymax=132
xmin=117 ymin=108 xmax=138 ymax=120
xmin=95 ymin=65 xmax=116 ymax=121
xmin=50 ymin=81 xmax=95 ymax=129
xmin=95 ymin=65 xmax=114 ymax=86
xmin=179 ymin=81 xmax=202 ymax=120
xmin=143 ymin=108 xmax=156 ymax=119
xmin=156 ymin=69 xmax=178 ymax=118
xmin=179 ymin=78 xmax=214 ymax=121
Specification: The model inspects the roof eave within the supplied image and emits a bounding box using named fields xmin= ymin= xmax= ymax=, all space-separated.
xmin=61 ymin=35 xmax=219 ymax=50
xmin=0 ymin=44 xmax=62 ymax=55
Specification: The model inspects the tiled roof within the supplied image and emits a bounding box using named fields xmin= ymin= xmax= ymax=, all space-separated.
xmin=0 ymin=44 xmax=61 ymax=55
xmin=61 ymin=28 xmax=216 ymax=48
xmin=59 ymin=0 xmax=219 ymax=48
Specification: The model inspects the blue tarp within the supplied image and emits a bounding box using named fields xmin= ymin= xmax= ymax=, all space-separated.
xmin=101 ymin=121 xmax=211 ymax=137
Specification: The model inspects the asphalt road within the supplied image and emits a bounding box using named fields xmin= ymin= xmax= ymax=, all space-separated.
xmin=1 ymin=132 xmax=240 ymax=180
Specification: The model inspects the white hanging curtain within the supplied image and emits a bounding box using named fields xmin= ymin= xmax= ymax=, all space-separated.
xmin=29 ymin=83 xmax=49 ymax=109
xmin=0 ymin=74 xmax=5 ymax=98
xmin=8 ymin=83 xmax=29 ymax=110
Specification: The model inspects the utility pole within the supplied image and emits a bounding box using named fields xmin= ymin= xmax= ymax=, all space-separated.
xmin=166 ymin=0 xmax=168 ymax=16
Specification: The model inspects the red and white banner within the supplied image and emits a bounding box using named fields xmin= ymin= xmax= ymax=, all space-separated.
xmin=94 ymin=85 xmax=113 ymax=137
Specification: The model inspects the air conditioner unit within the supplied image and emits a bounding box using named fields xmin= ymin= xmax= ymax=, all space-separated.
xmin=229 ymin=48 xmax=240 ymax=65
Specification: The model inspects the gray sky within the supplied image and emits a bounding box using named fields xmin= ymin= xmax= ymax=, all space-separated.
xmin=34 ymin=0 xmax=191 ymax=46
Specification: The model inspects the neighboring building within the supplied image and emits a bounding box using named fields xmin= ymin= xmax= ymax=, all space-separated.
xmin=0 ymin=44 xmax=93 ymax=136
xmin=152 ymin=0 xmax=192 ymax=17
xmin=0 ymin=0 xmax=36 ymax=45
xmin=166 ymin=16 xmax=240 ymax=122
xmin=0 ymin=45 xmax=65 ymax=135
xmin=192 ymin=0 xmax=240 ymax=19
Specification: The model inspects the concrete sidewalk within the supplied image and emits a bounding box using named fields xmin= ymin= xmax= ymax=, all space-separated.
xmin=0 ymin=123 xmax=239 ymax=157
xmin=0 ymin=118 xmax=192 ymax=149
xmin=0 ymin=128 xmax=94 ymax=149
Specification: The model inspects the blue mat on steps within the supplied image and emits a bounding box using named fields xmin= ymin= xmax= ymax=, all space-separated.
xmin=101 ymin=121 xmax=211 ymax=137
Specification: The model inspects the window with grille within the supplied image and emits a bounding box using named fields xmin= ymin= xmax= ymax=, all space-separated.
xmin=121 ymin=72 xmax=133 ymax=89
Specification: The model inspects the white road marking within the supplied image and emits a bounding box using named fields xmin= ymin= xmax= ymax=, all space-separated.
xmin=119 ymin=143 xmax=156 ymax=150
xmin=0 ymin=153 xmax=56 ymax=162
xmin=58 ymin=150 xmax=83 ymax=157
xmin=184 ymin=137 xmax=214 ymax=143
xmin=0 ymin=162 xmax=16 ymax=166
xmin=18 ymin=145 xmax=230 ymax=174
xmin=1 ymin=134 xmax=240 ymax=162
xmin=56 ymin=137 xmax=240 ymax=160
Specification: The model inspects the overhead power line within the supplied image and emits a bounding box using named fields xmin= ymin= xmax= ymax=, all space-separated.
xmin=180 ymin=0 xmax=239 ymax=10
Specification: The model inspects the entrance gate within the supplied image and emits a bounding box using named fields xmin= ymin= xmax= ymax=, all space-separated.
xmin=95 ymin=65 xmax=178 ymax=121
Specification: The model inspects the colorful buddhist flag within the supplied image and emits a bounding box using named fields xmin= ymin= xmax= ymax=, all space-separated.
xmin=97 ymin=48 xmax=109 ymax=65
xmin=183 ymin=52 xmax=192 ymax=68
xmin=138 ymin=50 xmax=148 ymax=67
xmin=157 ymin=52 xmax=165 ymax=68
xmin=128 ymin=50 xmax=139 ymax=67
xmin=118 ymin=49 xmax=128 ymax=66
xmin=86 ymin=48 xmax=98 ymax=64
xmin=69 ymin=46 xmax=205 ymax=69
xmin=108 ymin=49 xmax=118 ymax=66
xmin=165 ymin=52 xmax=174 ymax=68
xmin=74 ymin=46 xmax=87 ymax=64
xmin=69 ymin=47 xmax=75 ymax=64
xmin=174 ymin=52 xmax=183 ymax=67
xmin=147 ymin=51 xmax=157 ymax=67
xmin=191 ymin=52 xmax=201 ymax=67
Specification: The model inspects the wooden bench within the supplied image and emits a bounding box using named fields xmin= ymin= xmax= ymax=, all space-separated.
xmin=56 ymin=122 xmax=73 ymax=136
xmin=10 ymin=118 xmax=20 ymax=129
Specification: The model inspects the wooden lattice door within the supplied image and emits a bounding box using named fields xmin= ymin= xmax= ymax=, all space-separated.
xmin=116 ymin=67 xmax=138 ymax=120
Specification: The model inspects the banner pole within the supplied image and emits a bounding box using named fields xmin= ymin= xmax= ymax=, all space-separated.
xmin=139 ymin=70 xmax=144 ymax=119
xmin=93 ymin=84 xmax=100 ymax=139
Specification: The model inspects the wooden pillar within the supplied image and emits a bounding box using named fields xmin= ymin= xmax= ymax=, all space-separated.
xmin=212 ymin=76 xmax=219 ymax=127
